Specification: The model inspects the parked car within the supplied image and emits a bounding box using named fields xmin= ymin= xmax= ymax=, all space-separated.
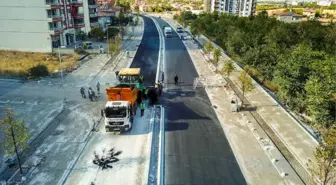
xmin=83 ymin=42 xmax=93 ymax=49
xmin=177 ymin=25 xmax=183 ymax=33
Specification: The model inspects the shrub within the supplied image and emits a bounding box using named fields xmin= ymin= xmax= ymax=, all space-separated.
xmin=74 ymin=48 xmax=88 ymax=55
xmin=264 ymin=80 xmax=279 ymax=92
xmin=28 ymin=64 xmax=49 ymax=77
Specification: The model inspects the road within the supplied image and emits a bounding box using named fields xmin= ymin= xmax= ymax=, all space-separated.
xmin=130 ymin=15 xmax=159 ymax=86
xmin=154 ymin=17 xmax=247 ymax=185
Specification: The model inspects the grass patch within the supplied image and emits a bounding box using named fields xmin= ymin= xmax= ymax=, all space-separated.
xmin=0 ymin=51 xmax=80 ymax=77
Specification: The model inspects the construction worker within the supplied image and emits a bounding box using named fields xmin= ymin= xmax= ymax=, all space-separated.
xmin=140 ymin=102 xmax=145 ymax=117
xmin=174 ymin=75 xmax=179 ymax=85
xmin=96 ymin=81 xmax=100 ymax=94
xmin=157 ymin=81 xmax=163 ymax=96
xmin=144 ymin=87 xmax=148 ymax=100
xmin=80 ymin=87 xmax=86 ymax=98
xmin=139 ymin=75 xmax=144 ymax=83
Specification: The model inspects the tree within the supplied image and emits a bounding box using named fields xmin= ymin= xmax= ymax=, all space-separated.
xmin=108 ymin=36 xmax=122 ymax=56
xmin=304 ymin=57 xmax=336 ymax=127
xmin=222 ymin=60 xmax=236 ymax=77
xmin=90 ymin=27 xmax=104 ymax=40
xmin=0 ymin=108 xmax=30 ymax=175
xmin=273 ymin=44 xmax=320 ymax=112
xmin=190 ymin=21 xmax=200 ymax=38
xmin=106 ymin=27 xmax=119 ymax=39
xmin=238 ymin=70 xmax=255 ymax=106
xmin=204 ymin=41 xmax=213 ymax=57
xmin=308 ymin=126 xmax=336 ymax=185
xmin=134 ymin=16 xmax=139 ymax=26
xmin=212 ymin=47 xmax=222 ymax=69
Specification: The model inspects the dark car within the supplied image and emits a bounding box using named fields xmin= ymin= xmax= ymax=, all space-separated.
xmin=177 ymin=26 xmax=183 ymax=33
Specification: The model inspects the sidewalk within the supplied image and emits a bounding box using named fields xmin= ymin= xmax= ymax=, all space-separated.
xmin=159 ymin=15 xmax=312 ymax=185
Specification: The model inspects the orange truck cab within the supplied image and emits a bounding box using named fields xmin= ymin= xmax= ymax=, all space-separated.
xmin=101 ymin=84 xmax=139 ymax=133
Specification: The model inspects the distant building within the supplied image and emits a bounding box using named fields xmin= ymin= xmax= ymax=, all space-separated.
xmin=278 ymin=11 xmax=303 ymax=22
xmin=317 ymin=1 xmax=332 ymax=6
xmin=0 ymin=0 xmax=99 ymax=52
xmin=204 ymin=0 xmax=211 ymax=12
xmin=98 ymin=5 xmax=120 ymax=30
xmin=210 ymin=0 xmax=256 ymax=17
xmin=303 ymin=8 xmax=316 ymax=19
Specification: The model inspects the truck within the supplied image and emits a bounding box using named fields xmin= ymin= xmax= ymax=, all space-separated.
xmin=101 ymin=84 xmax=138 ymax=133
xmin=102 ymin=68 xmax=145 ymax=133
xmin=164 ymin=27 xmax=172 ymax=38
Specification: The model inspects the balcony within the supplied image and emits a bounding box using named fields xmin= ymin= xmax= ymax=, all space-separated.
xmin=49 ymin=26 xmax=64 ymax=34
xmin=46 ymin=0 xmax=62 ymax=8
xmin=48 ymin=14 xmax=62 ymax=22
xmin=74 ymin=22 xmax=85 ymax=28
xmin=89 ymin=12 xmax=98 ymax=17
xmin=71 ymin=0 xmax=82 ymax=7
xmin=72 ymin=13 xmax=84 ymax=19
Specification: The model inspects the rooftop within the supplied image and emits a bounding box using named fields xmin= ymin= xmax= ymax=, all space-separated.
xmin=279 ymin=11 xmax=302 ymax=17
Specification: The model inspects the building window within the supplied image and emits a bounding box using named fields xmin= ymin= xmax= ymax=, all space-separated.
xmin=60 ymin=9 xmax=65 ymax=14
xmin=49 ymin=22 xmax=60 ymax=30
xmin=46 ymin=0 xmax=60 ymax=5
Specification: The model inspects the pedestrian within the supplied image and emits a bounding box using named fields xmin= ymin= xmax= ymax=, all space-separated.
xmin=157 ymin=81 xmax=163 ymax=96
xmin=115 ymin=71 xmax=119 ymax=77
xmin=161 ymin=72 xmax=164 ymax=82
xmin=96 ymin=81 xmax=100 ymax=94
xmin=174 ymin=75 xmax=178 ymax=85
xmin=140 ymin=102 xmax=145 ymax=117
xmin=88 ymin=87 xmax=93 ymax=101
xmin=80 ymin=87 xmax=86 ymax=98
xmin=139 ymin=75 xmax=144 ymax=83
xmin=143 ymin=88 xmax=148 ymax=100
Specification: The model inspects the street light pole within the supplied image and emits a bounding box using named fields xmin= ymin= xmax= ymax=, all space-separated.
xmin=107 ymin=25 xmax=109 ymax=54
xmin=57 ymin=41 xmax=66 ymax=103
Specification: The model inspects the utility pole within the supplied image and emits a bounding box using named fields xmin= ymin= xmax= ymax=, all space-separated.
xmin=107 ymin=25 xmax=109 ymax=54
xmin=57 ymin=40 xmax=66 ymax=103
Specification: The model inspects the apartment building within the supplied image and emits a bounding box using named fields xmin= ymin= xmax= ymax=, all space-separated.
xmin=210 ymin=0 xmax=256 ymax=17
xmin=0 ymin=0 xmax=98 ymax=52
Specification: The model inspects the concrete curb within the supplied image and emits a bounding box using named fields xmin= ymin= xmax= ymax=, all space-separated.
xmin=145 ymin=15 xmax=165 ymax=185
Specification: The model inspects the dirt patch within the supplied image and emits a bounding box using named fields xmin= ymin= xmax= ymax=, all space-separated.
xmin=0 ymin=50 xmax=80 ymax=77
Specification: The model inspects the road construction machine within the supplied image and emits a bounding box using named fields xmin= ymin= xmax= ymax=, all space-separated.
xmin=101 ymin=83 xmax=138 ymax=132
xmin=101 ymin=68 xmax=160 ymax=133
xmin=117 ymin=68 xmax=146 ymax=91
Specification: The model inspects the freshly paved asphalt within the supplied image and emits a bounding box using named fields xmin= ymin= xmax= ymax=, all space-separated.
xmin=130 ymin=16 xmax=159 ymax=86
xmin=154 ymin=17 xmax=247 ymax=185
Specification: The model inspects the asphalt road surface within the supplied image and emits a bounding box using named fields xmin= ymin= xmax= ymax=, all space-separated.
xmin=154 ymin=17 xmax=247 ymax=185
xmin=131 ymin=15 xmax=159 ymax=86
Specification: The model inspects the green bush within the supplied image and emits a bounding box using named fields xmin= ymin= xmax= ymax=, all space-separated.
xmin=74 ymin=48 xmax=88 ymax=55
xmin=28 ymin=64 xmax=49 ymax=77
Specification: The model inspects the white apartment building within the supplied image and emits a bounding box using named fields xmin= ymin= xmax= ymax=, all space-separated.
xmin=0 ymin=0 xmax=98 ymax=53
xmin=210 ymin=0 xmax=256 ymax=17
